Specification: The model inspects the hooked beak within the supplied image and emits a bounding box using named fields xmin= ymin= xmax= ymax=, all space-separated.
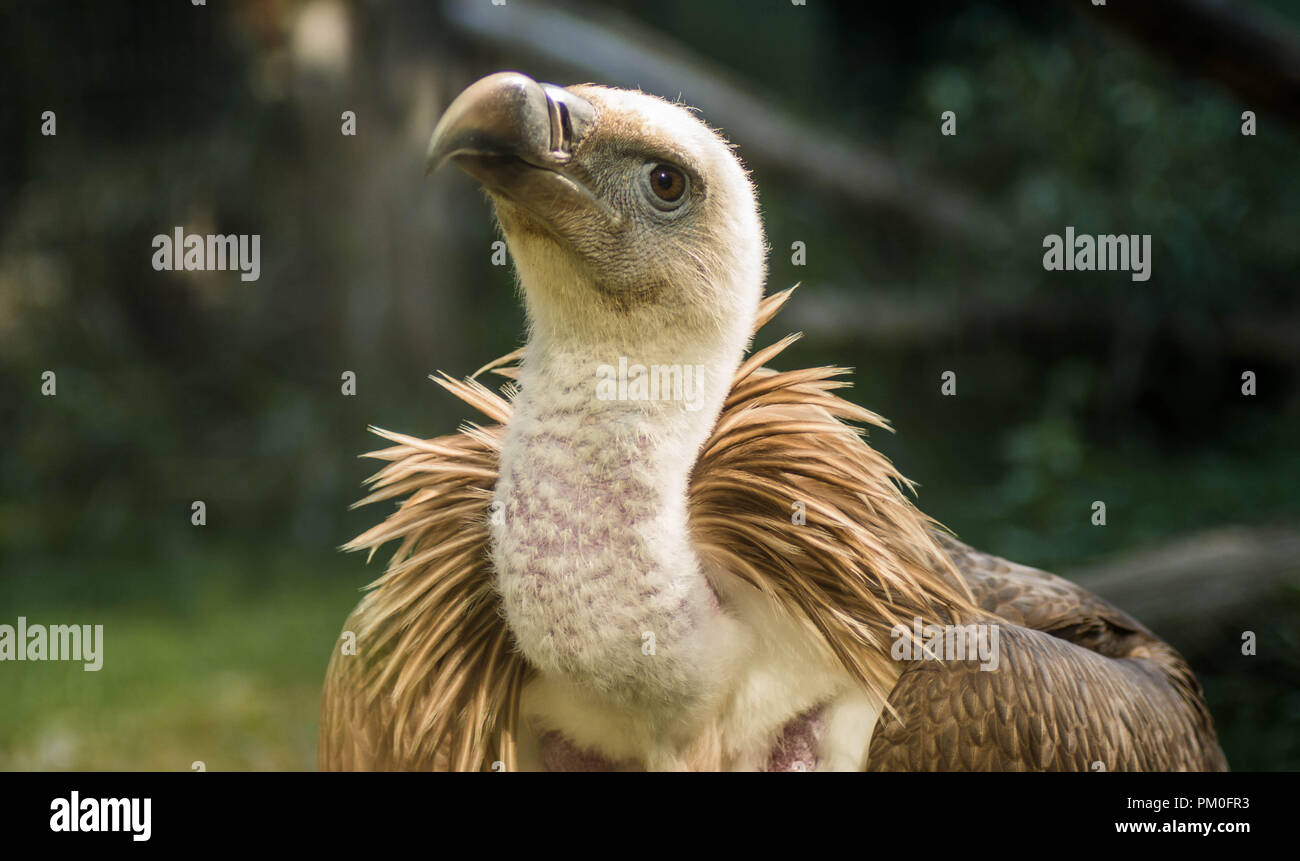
xmin=425 ymin=72 xmax=619 ymax=226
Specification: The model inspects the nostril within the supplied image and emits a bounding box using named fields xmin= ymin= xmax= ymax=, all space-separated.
xmin=557 ymin=102 xmax=573 ymax=151
xmin=546 ymin=98 xmax=574 ymax=160
xmin=545 ymin=96 xmax=565 ymax=158
xmin=540 ymin=83 xmax=595 ymax=161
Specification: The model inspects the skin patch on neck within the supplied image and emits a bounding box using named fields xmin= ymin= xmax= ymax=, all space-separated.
xmin=540 ymin=730 xmax=641 ymax=772
xmin=762 ymin=704 xmax=827 ymax=772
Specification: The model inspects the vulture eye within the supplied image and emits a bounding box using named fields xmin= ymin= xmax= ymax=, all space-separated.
xmin=643 ymin=163 xmax=688 ymax=210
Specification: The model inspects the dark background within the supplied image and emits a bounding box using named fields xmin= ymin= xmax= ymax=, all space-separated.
xmin=1 ymin=0 xmax=1297 ymax=770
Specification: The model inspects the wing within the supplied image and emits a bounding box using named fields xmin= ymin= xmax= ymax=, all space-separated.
xmin=866 ymin=536 xmax=1228 ymax=771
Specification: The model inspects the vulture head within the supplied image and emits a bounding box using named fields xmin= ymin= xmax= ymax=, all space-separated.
xmin=426 ymin=71 xmax=765 ymax=366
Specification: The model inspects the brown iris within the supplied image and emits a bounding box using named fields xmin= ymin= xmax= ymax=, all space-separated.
xmin=648 ymin=164 xmax=686 ymax=202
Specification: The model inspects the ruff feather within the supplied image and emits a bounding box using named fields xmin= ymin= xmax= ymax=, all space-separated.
xmin=320 ymin=286 xmax=980 ymax=770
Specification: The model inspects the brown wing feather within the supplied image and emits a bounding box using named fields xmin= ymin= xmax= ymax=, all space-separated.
xmin=867 ymin=535 xmax=1227 ymax=771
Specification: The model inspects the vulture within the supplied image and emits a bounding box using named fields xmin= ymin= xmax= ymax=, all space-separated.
xmin=320 ymin=72 xmax=1227 ymax=772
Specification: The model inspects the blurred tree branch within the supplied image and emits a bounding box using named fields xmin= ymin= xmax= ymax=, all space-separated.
xmin=1064 ymin=0 xmax=1300 ymax=124
xmin=1067 ymin=526 xmax=1300 ymax=651
xmin=438 ymin=0 xmax=1010 ymax=246
xmin=782 ymin=286 xmax=1300 ymax=366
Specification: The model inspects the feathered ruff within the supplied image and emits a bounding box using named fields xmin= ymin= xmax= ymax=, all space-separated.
xmin=319 ymin=286 xmax=984 ymax=771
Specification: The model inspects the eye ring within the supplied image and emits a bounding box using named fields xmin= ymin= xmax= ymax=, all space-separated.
xmin=642 ymin=163 xmax=689 ymax=210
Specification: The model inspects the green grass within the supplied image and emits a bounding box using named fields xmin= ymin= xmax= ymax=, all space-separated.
xmin=0 ymin=561 xmax=361 ymax=771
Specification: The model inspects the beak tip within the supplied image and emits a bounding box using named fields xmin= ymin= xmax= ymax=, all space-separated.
xmin=424 ymin=139 xmax=447 ymax=177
